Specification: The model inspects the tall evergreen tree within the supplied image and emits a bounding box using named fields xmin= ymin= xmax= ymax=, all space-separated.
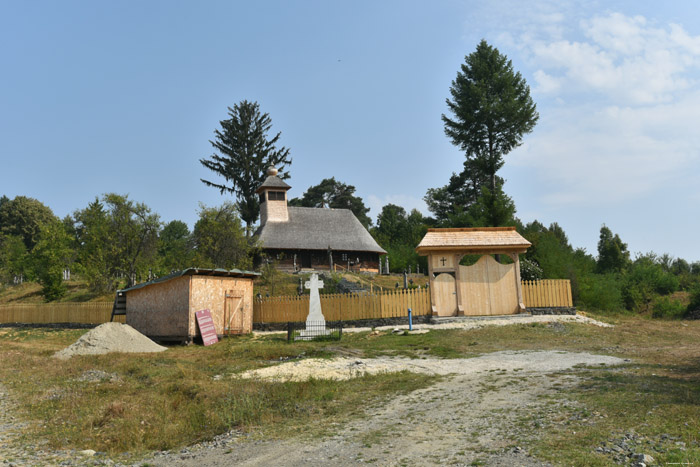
xmin=596 ymin=225 xmax=629 ymax=273
xmin=427 ymin=40 xmax=538 ymax=226
xmin=200 ymin=101 xmax=291 ymax=236
xmin=442 ymin=39 xmax=538 ymax=192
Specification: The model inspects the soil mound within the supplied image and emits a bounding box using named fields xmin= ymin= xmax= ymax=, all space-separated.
xmin=53 ymin=323 xmax=167 ymax=360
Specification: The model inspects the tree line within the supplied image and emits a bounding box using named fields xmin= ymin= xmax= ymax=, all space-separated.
xmin=0 ymin=195 xmax=254 ymax=300
xmin=4 ymin=39 xmax=699 ymax=317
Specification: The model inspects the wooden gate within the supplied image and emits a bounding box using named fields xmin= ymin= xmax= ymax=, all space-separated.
xmin=458 ymin=255 xmax=518 ymax=315
xmin=224 ymin=289 xmax=246 ymax=335
xmin=433 ymin=273 xmax=457 ymax=316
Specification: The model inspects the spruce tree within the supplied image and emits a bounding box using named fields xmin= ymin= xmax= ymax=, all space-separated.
xmin=200 ymin=101 xmax=291 ymax=236
xmin=443 ymin=40 xmax=538 ymax=192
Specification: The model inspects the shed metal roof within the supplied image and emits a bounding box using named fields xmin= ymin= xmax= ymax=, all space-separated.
xmin=120 ymin=268 xmax=260 ymax=293
xmin=255 ymin=206 xmax=387 ymax=254
xmin=416 ymin=227 xmax=531 ymax=254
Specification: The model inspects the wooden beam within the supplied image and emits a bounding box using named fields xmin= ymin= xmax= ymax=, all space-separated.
xmin=427 ymin=254 xmax=438 ymax=316
xmin=510 ymin=253 xmax=526 ymax=312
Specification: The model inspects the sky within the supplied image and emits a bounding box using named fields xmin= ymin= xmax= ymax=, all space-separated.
xmin=2 ymin=0 xmax=700 ymax=261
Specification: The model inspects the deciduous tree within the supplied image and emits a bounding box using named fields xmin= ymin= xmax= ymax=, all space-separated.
xmin=192 ymin=203 xmax=254 ymax=270
xmin=289 ymin=177 xmax=372 ymax=228
xmin=32 ymin=221 xmax=72 ymax=300
xmin=0 ymin=196 xmax=57 ymax=250
xmin=158 ymin=220 xmax=194 ymax=273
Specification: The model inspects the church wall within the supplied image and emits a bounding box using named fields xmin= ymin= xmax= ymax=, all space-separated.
xmin=263 ymin=249 xmax=381 ymax=273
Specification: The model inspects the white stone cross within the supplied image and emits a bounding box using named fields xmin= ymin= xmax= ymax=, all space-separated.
xmin=298 ymin=273 xmax=329 ymax=339
xmin=305 ymin=274 xmax=324 ymax=291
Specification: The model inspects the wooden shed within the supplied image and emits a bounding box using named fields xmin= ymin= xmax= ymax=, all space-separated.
xmin=416 ymin=227 xmax=531 ymax=317
xmin=119 ymin=268 xmax=259 ymax=342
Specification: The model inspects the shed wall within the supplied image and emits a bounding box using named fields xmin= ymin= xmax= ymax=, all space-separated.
xmin=126 ymin=275 xmax=191 ymax=338
xmin=188 ymin=276 xmax=254 ymax=336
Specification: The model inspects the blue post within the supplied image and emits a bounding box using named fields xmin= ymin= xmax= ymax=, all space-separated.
xmin=408 ymin=308 xmax=413 ymax=331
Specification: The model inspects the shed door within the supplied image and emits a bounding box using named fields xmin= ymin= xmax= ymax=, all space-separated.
xmin=433 ymin=273 xmax=457 ymax=316
xmin=224 ymin=290 xmax=244 ymax=335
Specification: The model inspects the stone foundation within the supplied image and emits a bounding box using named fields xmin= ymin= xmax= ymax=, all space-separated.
xmin=527 ymin=307 xmax=577 ymax=315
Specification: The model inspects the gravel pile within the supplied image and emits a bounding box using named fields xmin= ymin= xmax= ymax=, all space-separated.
xmin=53 ymin=322 xmax=167 ymax=360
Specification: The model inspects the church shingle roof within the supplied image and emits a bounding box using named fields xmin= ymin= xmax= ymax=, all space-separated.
xmin=255 ymin=207 xmax=386 ymax=254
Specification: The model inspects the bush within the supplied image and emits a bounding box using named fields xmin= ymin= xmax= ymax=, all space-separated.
xmin=651 ymin=296 xmax=686 ymax=319
xmin=621 ymin=257 xmax=679 ymax=312
xmin=520 ymin=258 xmax=543 ymax=281
xmin=686 ymin=285 xmax=700 ymax=319
xmin=575 ymin=273 xmax=624 ymax=313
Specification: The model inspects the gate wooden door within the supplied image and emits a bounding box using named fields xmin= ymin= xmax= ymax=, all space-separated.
xmin=458 ymin=255 xmax=518 ymax=315
xmin=224 ymin=290 xmax=244 ymax=335
xmin=433 ymin=273 xmax=457 ymax=316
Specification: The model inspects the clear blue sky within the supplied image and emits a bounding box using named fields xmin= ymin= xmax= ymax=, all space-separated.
xmin=2 ymin=1 xmax=700 ymax=261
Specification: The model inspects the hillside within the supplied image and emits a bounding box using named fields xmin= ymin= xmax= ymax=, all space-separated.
xmin=0 ymin=271 xmax=430 ymax=305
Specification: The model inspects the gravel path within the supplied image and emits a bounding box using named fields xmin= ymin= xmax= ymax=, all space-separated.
xmin=149 ymin=350 xmax=625 ymax=466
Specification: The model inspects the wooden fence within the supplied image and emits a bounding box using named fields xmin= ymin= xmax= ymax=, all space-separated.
xmin=0 ymin=279 xmax=572 ymax=325
xmin=521 ymin=279 xmax=572 ymax=308
xmin=254 ymin=287 xmax=431 ymax=323
xmin=0 ymin=302 xmax=122 ymax=325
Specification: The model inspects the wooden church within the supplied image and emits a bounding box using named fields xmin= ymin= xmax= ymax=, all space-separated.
xmin=254 ymin=167 xmax=386 ymax=273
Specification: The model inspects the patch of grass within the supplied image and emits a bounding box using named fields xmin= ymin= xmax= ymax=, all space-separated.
xmin=0 ymin=279 xmax=113 ymax=304
xmin=0 ymin=329 xmax=434 ymax=456
xmin=3 ymin=314 xmax=700 ymax=463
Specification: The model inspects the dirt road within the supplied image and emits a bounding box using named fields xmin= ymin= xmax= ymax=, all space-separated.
xmin=149 ymin=351 xmax=624 ymax=466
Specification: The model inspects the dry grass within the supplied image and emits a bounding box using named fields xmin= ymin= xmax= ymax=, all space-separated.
xmin=0 ymin=279 xmax=114 ymax=304
xmin=1 ymin=314 xmax=699 ymax=465
xmin=0 ymin=328 xmax=433 ymax=458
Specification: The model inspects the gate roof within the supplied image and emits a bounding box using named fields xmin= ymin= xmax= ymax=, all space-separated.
xmin=416 ymin=227 xmax=531 ymax=255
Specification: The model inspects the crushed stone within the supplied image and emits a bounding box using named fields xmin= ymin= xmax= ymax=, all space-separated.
xmin=238 ymin=350 xmax=625 ymax=382
xmin=53 ymin=322 xmax=167 ymax=360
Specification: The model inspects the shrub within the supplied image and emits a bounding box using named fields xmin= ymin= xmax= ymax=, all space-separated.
xmin=622 ymin=256 xmax=679 ymax=312
xmin=686 ymin=285 xmax=700 ymax=319
xmin=575 ymin=273 xmax=624 ymax=313
xmin=519 ymin=258 xmax=543 ymax=281
xmin=651 ymin=296 xmax=686 ymax=319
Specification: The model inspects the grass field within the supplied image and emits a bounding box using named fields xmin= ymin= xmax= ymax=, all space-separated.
xmin=0 ymin=314 xmax=699 ymax=465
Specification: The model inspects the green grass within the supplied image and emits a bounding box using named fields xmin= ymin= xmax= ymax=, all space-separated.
xmin=1 ymin=314 xmax=700 ymax=465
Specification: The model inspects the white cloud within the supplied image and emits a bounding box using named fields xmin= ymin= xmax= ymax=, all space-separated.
xmin=527 ymin=12 xmax=700 ymax=105
xmin=496 ymin=10 xmax=700 ymax=208
xmin=511 ymin=88 xmax=700 ymax=206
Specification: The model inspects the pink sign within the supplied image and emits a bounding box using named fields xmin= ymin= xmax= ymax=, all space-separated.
xmin=195 ymin=309 xmax=219 ymax=346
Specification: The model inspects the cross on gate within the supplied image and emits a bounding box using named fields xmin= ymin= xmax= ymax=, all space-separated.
xmin=440 ymin=257 xmax=447 ymax=266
